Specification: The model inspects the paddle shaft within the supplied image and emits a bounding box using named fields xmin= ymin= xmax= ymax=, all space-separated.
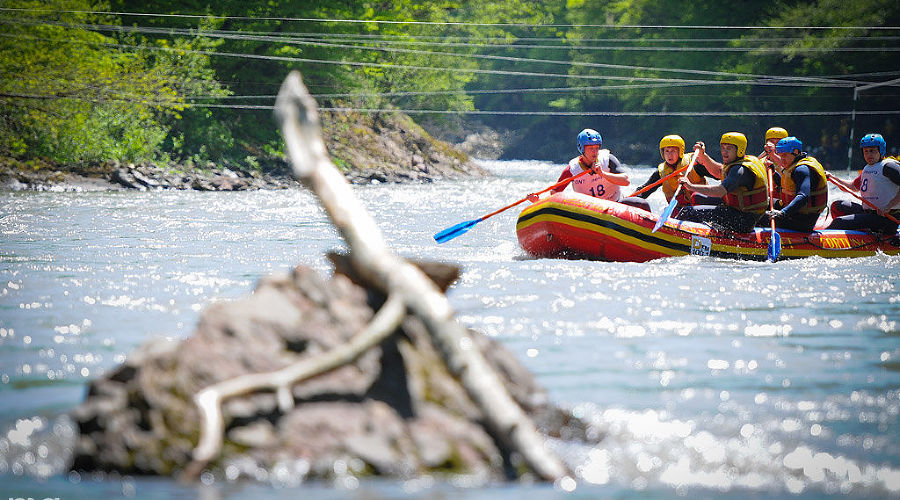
xmin=434 ymin=164 xmax=598 ymax=243
xmin=629 ymin=160 xmax=692 ymax=198
xmin=670 ymin=148 xmax=701 ymax=203
xmin=651 ymin=149 xmax=701 ymax=233
xmin=477 ymin=166 xmax=593 ymax=221
xmin=766 ymin=165 xmax=782 ymax=262
xmin=825 ymin=173 xmax=900 ymax=224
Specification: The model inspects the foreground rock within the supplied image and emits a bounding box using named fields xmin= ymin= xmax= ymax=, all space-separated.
xmin=70 ymin=258 xmax=597 ymax=482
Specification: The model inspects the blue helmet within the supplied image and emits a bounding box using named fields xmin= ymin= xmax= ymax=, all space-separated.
xmin=775 ymin=136 xmax=802 ymax=155
xmin=577 ymin=129 xmax=602 ymax=154
xmin=860 ymin=133 xmax=886 ymax=156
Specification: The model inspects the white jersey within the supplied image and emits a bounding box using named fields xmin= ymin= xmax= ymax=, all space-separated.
xmin=860 ymin=158 xmax=900 ymax=211
xmin=567 ymin=149 xmax=622 ymax=202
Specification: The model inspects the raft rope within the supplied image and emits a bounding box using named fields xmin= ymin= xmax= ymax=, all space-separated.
xmin=661 ymin=219 xmax=899 ymax=252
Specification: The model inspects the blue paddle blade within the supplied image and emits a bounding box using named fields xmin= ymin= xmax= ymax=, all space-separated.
xmin=434 ymin=218 xmax=482 ymax=244
xmin=767 ymin=229 xmax=782 ymax=262
xmin=652 ymin=197 xmax=679 ymax=233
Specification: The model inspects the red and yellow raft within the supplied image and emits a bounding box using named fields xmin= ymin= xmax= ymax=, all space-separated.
xmin=516 ymin=193 xmax=900 ymax=262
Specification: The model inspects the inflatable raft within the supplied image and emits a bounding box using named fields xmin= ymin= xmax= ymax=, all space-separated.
xmin=516 ymin=193 xmax=900 ymax=262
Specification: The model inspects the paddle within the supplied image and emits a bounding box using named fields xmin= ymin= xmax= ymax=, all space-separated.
xmin=434 ymin=167 xmax=593 ymax=243
xmin=825 ymin=172 xmax=900 ymax=224
xmin=629 ymin=162 xmax=692 ymax=198
xmin=766 ymin=166 xmax=782 ymax=262
xmin=652 ymin=148 xmax=700 ymax=233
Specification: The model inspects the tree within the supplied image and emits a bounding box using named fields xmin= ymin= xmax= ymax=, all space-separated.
xmin=0 ymin=0 xmax=172 ymax=161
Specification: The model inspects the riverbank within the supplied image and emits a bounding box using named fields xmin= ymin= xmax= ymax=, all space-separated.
xmin=0 ymin=109 xmax=490 ymax=192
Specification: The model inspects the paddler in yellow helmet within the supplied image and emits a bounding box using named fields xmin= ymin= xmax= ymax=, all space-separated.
xmin=759 ymin=126 xmax=789 ymax=171
xmin=676 ymin=132 xmax=769 ymax=233
xmin=632 ymin=134 xmax=715 ymax=213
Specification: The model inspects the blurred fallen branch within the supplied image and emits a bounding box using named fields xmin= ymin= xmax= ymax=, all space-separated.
xmin=184 ymin=293 xmax=405 ymax=480
xmin=267 ymin=70 xmax=570 ymax=482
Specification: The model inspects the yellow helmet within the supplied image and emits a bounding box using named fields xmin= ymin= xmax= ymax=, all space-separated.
xmin=659 ymin=134 xmax=685 ymax=160
xmin=720 ymin=132 xmax=747 ymax=157
xmin=765 ymin=127 xmax=789 ymax=142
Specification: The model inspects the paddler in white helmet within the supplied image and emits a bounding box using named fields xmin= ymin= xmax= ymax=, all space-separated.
xmin=631 ymin=134 xmax=716 ymax=214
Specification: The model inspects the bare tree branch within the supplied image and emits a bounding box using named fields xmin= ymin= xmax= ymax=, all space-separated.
xmin=273 ymin=70 xmax=570 ymax=482
xmin=183 ymin=293 xmax=406 ymax=480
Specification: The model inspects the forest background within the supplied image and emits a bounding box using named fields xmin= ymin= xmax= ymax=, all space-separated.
xmin=1 ymin=0 xmax=899 ymax=171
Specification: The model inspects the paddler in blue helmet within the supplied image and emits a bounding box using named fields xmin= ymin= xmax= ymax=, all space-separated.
xmin=676 ymin=132 xmax=769 ymax=233
xmin=764 ymin=136 xmax=828 ymax=232
xmin=533 ymin=129 xmax=650 ymax=210
xmin=827 ymin=133 xmax=900 ymax=233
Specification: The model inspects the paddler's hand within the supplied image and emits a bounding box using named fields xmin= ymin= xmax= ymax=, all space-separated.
xmin=526 ymin=193 xmax=540 ymax=203
xmin=693 ymin=141 xmax=706 ymax=157
xmin=678 ymin=176 xmax=692 ymax=192
xmin=766 ymin=209 xmax=783 ymax=220
xmin=692 ymin=142 xmax=709 ymax=167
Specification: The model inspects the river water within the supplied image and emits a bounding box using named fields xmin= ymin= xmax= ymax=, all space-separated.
xmin=1 ymin=160 xmax=898 ymax=499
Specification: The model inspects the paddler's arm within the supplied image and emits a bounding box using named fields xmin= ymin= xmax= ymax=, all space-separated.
xmin=692 ymin=141 xmax=724 ymax=179
xmin=824 ymin=172 xmax=857 ymax=192
xmin=778 ymin=165 xmax=812 ymax=217
xmin=881 ymin=190 xmax=900 ymax=217
xmin=679 ymin=178 xmax=727 ymax=197
xmin=549 ymin=168 xmax=574 ymax=195
xmin=759 ymin=140 xmax=782 ymax=169
xmin=597 ymin=154 xmax=631 ymax=186
xmin=632 ymin=170 xmax=662 ymax=198
xmin=876 ymin=161 xmax=900 ymax=216
xmin=680 ymin=162 xmax=748 ymax=198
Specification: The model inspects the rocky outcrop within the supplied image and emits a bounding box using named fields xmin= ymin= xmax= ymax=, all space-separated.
xmin=0 ymin=157 xmax=299 ymax=192
xmin=0 ymin=109 xmax=489 ymax=192
xmin=69 ymin=257 xmax=597 ymax=482
xmin=321 ymin=110 xmax=487 ymax=184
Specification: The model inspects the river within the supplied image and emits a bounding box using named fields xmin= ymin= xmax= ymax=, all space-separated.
xmin=1 ymin=160 xmax=898 ymax=499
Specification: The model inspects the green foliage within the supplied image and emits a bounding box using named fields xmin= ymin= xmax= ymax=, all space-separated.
xmin=0 ymin=0 xmax=179 ymax=161
xmin=2 ymin=0 xmax=898 ymax=168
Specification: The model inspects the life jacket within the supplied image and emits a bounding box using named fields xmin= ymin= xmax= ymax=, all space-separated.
xmin=778 ymin=155 xmax=828 ymax=215
xmin=721 ymin=155 xmax=769 ymax=214
xmin=658 ymin=152 xmax=705 ymax=205
xmin=568 ymin=149 xmax=622 ymax=202
xmin=860 ymin=157 xmax=900 ymax=211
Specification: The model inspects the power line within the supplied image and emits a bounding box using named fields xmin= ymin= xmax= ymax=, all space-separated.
xmin=5 ymin=89 xmax=899 ymax=117
xmin=5 ymin=17 xmax=898 ymax=55
xmin=2 ymin=7 xmax=900 ymax=30
xmin=3 ymin=18 xmax=892 ymax=89
xmin=0 ymin=31 xmax=873 ymax=90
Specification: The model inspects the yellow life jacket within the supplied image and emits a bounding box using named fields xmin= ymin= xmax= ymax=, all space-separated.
xmin=779 ymin=155 xmax=827 ymax=215
xmin=657 ymin=152 xmax=705 ymax=203
xmin=722 ymin=155 xmax=769 ymax=214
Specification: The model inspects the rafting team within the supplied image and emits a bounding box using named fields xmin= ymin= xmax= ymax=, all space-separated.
xmin=529 ymin=128 xmax=900 ymax=235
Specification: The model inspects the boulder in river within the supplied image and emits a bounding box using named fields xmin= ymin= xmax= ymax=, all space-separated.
xmin=69 ymin=256 xmax=598 ymax=482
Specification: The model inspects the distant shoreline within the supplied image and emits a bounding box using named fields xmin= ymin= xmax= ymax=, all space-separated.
xmin=1 ymin=111 xmax=499 ymax=192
